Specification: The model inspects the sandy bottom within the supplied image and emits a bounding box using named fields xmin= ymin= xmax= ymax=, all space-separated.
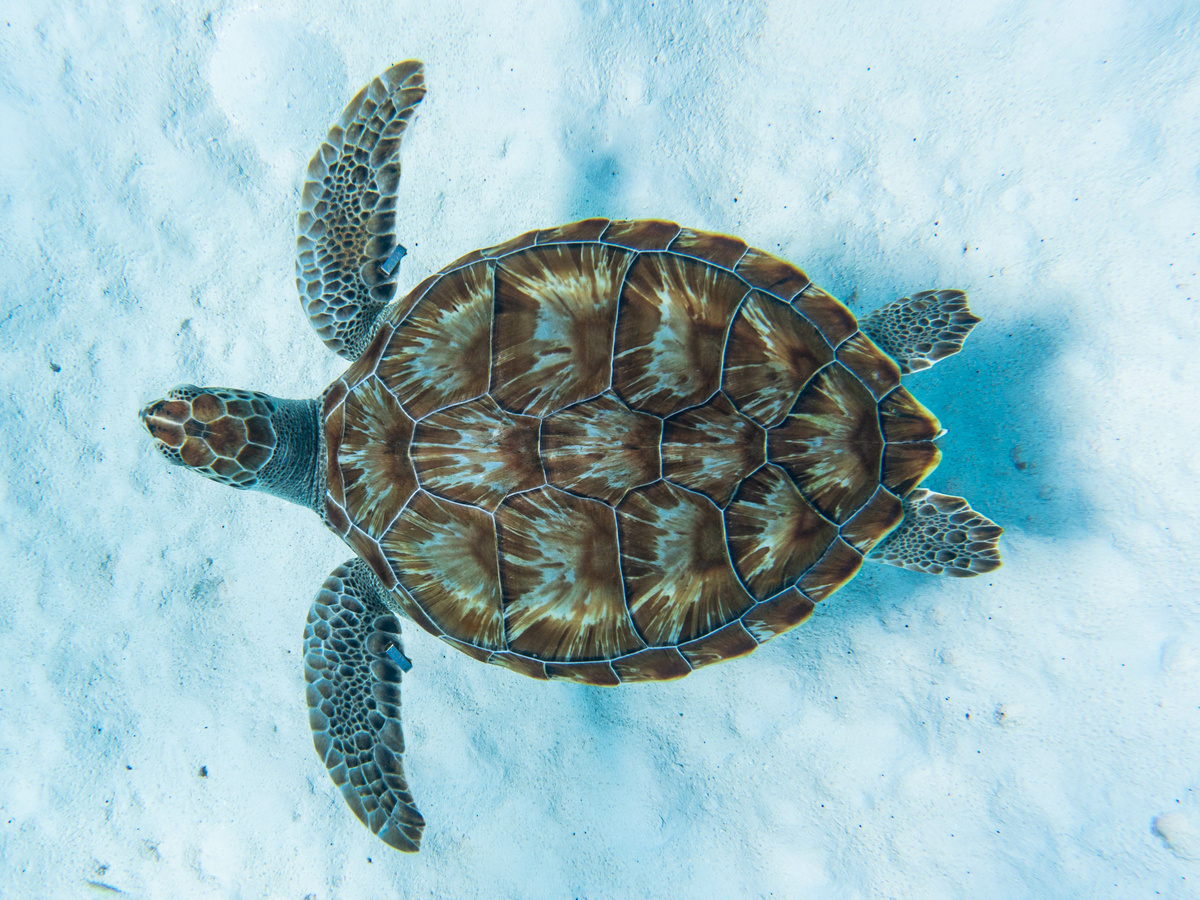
xmin=2 ymin=1 xmax=1199 ymax=897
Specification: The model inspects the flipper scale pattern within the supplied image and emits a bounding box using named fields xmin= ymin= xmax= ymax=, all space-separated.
xmin=303 ymin=558 xmax=424 ymax=852
xmin=297 ymin=61 xmax=426 ymax=360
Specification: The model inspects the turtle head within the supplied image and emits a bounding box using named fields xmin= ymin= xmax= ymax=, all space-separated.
xmin=140 ymin=385 xmax=322 ymax=511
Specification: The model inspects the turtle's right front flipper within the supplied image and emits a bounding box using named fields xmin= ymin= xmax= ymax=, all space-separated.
xmin=296 ymin=60 xmax=426 ymax=360
xmin=304 ymin=558 xmax=424 ymax=852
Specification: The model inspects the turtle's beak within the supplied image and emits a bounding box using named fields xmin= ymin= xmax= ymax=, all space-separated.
xmin=139 ymin=385 xmax=318 ymax=508
xmin=140 ymin=393 xmax=189 ymax=459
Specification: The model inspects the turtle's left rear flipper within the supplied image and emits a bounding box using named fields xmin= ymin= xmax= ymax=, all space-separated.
xmin=870 ymin=489 xmax=1002 ymax=576
xmin=304 ymin=558 xmax=424 ymax=852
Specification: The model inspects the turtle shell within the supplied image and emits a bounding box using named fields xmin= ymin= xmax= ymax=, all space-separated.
xmin=320 ymin=219 xmax=942 ymax=685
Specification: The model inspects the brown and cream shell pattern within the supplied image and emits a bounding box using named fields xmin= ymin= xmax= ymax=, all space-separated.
xmin=320 ymin=218 xmax=942 ymax=686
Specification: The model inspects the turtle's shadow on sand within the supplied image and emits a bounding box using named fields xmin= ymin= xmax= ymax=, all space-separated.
xmin=822 ymin=298 xmax=1094 ymax=629
xmin=564 ymin=150 xmax=625 ymax=219
xmin=904 ymin=306 xmax=1090 ymax=542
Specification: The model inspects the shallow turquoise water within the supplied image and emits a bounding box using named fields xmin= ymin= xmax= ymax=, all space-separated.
xmin=2 ymin=1 xmax=1199 ymax=897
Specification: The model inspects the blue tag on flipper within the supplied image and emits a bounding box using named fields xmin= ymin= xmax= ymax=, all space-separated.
xmin=381 ymin=244 xmax=408 ymax=276
xmin=386 ymin=644 xmax=413 ymax=672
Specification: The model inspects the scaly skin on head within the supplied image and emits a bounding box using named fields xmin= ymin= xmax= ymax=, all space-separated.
xmin=140 ymin=385 xmax=323 ymax=512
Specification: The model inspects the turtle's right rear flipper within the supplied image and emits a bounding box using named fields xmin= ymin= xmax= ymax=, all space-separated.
xmin=870 ymin=489 xmax=1002 ymax=576
xmin=304 ymin=558 xmax=424 ymax=852
xmin=860 ymin=290 xmax=981 ymax=374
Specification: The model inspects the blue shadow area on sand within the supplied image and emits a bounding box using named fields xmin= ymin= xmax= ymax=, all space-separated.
xmin=562 ymin=149 xmax=625 ymax=221
xmin=907 ymin=308 xmax=1091 ymax=541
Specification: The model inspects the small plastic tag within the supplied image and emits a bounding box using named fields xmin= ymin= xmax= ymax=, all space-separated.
xmin=381 ymin=244 xmax=408 ymax=276
xmin=386 ymin=644 xmax=413 ymax=672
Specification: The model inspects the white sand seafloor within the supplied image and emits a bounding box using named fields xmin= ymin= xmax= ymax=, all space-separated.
xmin=2 ymin=0 xmax=1199 ymax=896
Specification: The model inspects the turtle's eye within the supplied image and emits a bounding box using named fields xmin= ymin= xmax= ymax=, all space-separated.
xmin=151 ymin=440 xmax=187 ymax=467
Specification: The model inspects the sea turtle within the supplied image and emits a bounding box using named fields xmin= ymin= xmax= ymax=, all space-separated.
xmin=141 ymin=59 xmax=1002 ymax=853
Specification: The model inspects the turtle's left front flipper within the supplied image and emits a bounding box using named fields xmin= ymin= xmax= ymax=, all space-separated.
xmin=304 ymin=558 xmax=425 ymax=852
xmin=297 ymin=61 xmax=426 ymax=360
